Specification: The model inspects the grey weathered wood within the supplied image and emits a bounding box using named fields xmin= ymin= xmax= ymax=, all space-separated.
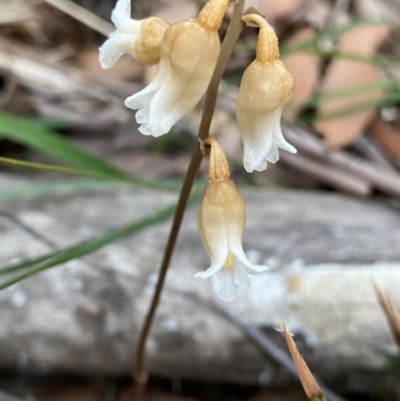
xmin=0 ymin=173 xmax=399 ymax=391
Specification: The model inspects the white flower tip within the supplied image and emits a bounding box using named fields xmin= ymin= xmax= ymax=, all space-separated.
xmin=112 ymin=0 xmax=131 ymax=28
xmin=194 ymin=271 xmax=213 ymax=280
xmin=244 ymin=158 xmax=267 ymax=173
xmin=211 ymin=271 xmax=236 ymax=302
xmin=248 ymin=264 xmax=269 ymax=274
xmin=98 ymin=41 xmax=121 ymax=69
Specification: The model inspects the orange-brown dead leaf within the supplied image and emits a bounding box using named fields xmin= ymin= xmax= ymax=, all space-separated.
xmin=277 ymin=322 xmax=323 ymax=401
xmin=373 ymin=282 xmax=400 ymax=347
xmin=369 ymin=118 xmax=400 ymax=161
xmin=76 ymin=47 xmax=143 ymax=81
xmin=315 ymin=25 xmax=390 ymax=148
xmin=263 ymin=0 xmax=305 ymax=20
xmin=38 ymin=383 xmax=99 ymax=401
xmin=282 ymin=28 xmax=320 ymax=121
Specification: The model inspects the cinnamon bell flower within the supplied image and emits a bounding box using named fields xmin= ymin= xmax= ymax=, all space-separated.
xmin=99 ymin=0 xmax=169 ymax=68
xmin=195 ymin=138 xmax=269 ymax=301
xmin=124 ymin=0 xmax=229 ymax=137
xmin=236 ymin=13 xmax=296 ymax=172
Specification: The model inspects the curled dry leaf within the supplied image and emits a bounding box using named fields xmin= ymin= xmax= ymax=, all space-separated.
xmin=282 ymin=28 xmax=321 ymax=122
xmin=315 ymin=25 xmax=390 ymax=148
xmin=277 ymin=322 xmax=324 ymax=401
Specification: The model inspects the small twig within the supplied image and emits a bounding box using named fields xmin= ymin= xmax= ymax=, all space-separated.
xmin=279 ymin=151 xmax=371 ymax=195
xmin=0 ymin=209 xmax=58 ymax=250
xmin=284 ymin=126 xmax=400 ymax=196
xmin=132 ymin=1 xmax=245 ymax=398
xmin=353 ymin=134 xmax=395 ymax=171
xmin=41 ymin=0 xmax=113 ymax=36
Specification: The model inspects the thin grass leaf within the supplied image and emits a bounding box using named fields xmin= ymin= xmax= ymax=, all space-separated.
xmin=0 ymin=253 xmax=61 ymax=276
xmin=0 ymin=156 xmax=178 ymax=191
xmin=315 ymin=92 xmax=400 ymax=121
xmin=301 ymin=79 xmax=399 ymax=109
xmin=0 ymin=193 xmax=202 ymax=288
xmin=0 ymin=112 xmax=130 ymax=178
xmin=0 ymin=156 xmax=134 ymax=180
xmin=0 ymin=157 xmax=176 ymax=192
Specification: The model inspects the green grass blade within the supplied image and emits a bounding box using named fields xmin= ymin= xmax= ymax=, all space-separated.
xmin=0 ymin=192 xmax=202 ymax=288
xmin=314 ymin=92 xmax=400 ymax=121
xmin=0 ymin=253 xmax=60 ymax=275
xmin=0 ymin=156 xmax=178 ymax=191
xmin=300 ymin=79 xmax=400 ymax=109
xmin=0 ymin=156 xmax=134 ymax=180
xmin=0 ymin=112 xmax=130 ymax=179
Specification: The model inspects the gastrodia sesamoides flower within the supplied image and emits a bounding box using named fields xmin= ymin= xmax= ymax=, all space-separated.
xmin=195 ymin=137 xmax=269 ymax=302
xmin=124 ymin=0 xmax=229 ymax=137
xmin=99 ymin=0 xmax=169 ymax=68
xmin=236 ymin=13 xmax=296 ymax=173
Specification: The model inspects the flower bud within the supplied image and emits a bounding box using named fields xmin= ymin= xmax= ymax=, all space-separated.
xmin=125 ymin=0 xmax=229 ymax=137
xmin=134 ymin=17 xmax=170 ymax=65
xmin=236 ymin=13 xmax=296 ymax=172
xmin=195 ymin=138 xmax=268 ymax=301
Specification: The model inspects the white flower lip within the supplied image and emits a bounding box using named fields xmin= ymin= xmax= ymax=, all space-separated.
xmin=99 ymin=0 xmax=142 ymax=69
xmin=195 ymin=138 xmax=269 ymax=302
xmin=195 ymin=242 xmax=269 ymax=302
xmin=240 ymin=105 xmax=297 ymax=173
xmin=125 ymin=19 xmax=220 ymax=137
xmin=236 ymin=13 xmax=296 ymax=173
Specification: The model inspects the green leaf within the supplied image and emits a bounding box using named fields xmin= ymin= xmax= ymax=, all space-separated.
xmin=0 ymin=156 xmax=178 ymax=191
xmin=0 ymin=192 xmax=202 ymax=289
xmin=0 ymin=112 xmax=130 ymax=179
xmin=0 ymin=113 xmax=180 ymax=191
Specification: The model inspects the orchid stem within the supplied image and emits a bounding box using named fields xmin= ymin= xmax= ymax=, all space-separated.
xmin=133 ymin=0 xmax=245 ymax=398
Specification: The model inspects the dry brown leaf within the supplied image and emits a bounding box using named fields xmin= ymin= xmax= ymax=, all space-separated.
xmin=277 ymin=322 xmax=324 ymax=401
xmin=263 ymin=0 xmax=305 ymax=20
xmin=373 ymin=282 xmax=400 ymax=347
xmin=315 ymin=25 xmax=390 ymax=148
xmin=369 ymin=118 xmax=400 ymax=161
xmin=282 ymin=28 xmax=321 ymax=121
xmin=154 ymin=0 xmax=198 ymax=24
xmin=76 ymin=47 xmax=143 ymax=81
xmin=38 ymin=383 xmax=99 ymax=401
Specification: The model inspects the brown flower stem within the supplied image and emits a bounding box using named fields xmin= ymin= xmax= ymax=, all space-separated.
xmin=133 ymin=0 xmax=245 ymax=398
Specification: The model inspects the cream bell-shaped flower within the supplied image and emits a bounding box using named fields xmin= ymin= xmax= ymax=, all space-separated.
xmin=99 ymin=0 xmax=169 ymax=68
xmin=124 ymin=0 xmax=229 ymax=137
xmin=236 ymin=14 xmax=296 ymax=173
xmin=195 ymin=138 xmax=269 ymax=302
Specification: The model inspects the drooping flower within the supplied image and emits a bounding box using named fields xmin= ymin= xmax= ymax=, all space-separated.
xmin=124 ymin=0 xmax=229 ymax=137
xmin=236 ymin=13 xmax=296 ymax=173
xmin=195 ymin=137 xmax=269 ymax=302
xmin=99 ymin=0 xmax=169 ymax=68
